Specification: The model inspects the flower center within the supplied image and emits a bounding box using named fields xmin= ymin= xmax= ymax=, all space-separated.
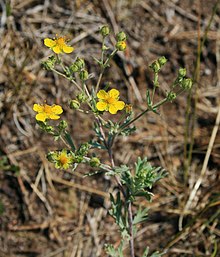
xmin=107 ymin=97 xmax=116 ymax=104
xmin=59 ymin=155 xmax=68 ymax=165
xmin=56 ymin=37 xmax=65 ymax=46
xmin=43 ymin=105 xmax=53 ymax=114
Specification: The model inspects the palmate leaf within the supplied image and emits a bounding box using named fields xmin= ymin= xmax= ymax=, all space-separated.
xmin=116 ymin=158 xmax=166 ymax=202
xmin=135 ymin=157 xmax=167 ymax=189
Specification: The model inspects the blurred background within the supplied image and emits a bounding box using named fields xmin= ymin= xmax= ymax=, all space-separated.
xmin=0 ymin=0 xmax=219 ymax=256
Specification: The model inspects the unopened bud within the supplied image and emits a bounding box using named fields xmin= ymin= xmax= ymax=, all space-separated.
xmin=158 ymin=56 xmax=167 ymax=66
xmin=150 ymin=56 xmax=167 ymax=73
xmin=100 ymin=25 xmax=110 ymax=37
xmin=70 ymin=57 xmax=85 ymax=72
xmin=116 ymin=41 xmax=126 ymax=51
xmin=89 ymin=157 xmax=101 ymax=167
xmin=149 ymin=60 xmax=161 ymax=73
xmin=181 ymin=78 xmax=193 ymax=90
xmin=44 ymin=125 xmax=54 ymax=133
xmin=77 ymin=92 xmax=88 ymax=103
xmin=69 ymin=100 xmax=80 ymax=110
xmin=79 ymin=69 xmax=89 ymax=80
xmin=178 ymin=68 xmax=186 ymax=78
xmin=167 ymin=91 xmax=176 ymax=102
xmin=58 ymin=120 xmax=68 ymax=130
xmin=41 ymin=56 xmax=56 ymax=70
xmin=116 ymin=31 xmax=127 ymax=41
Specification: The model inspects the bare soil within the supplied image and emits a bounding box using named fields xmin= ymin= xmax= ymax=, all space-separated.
xmin=0 ymin=0 xmax=219 ymax=256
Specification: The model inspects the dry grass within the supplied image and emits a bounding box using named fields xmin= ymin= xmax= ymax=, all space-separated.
xmin=0 ymin=0 xmax=219 ymax=256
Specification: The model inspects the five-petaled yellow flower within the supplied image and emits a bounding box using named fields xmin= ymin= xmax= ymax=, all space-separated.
xmin=54 ymin=149 xmax=73 ymax=169
xmin=33 ymin=103 xmax=63 ymax=122
xmin=96 ymin=89 xmax=125 ymax=114
xmin=44 ymin=35 xmax=74 ymax=54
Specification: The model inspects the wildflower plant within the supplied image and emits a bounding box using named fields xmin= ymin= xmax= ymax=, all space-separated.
xmin=34 ymin=26 xmax=192 ymax=256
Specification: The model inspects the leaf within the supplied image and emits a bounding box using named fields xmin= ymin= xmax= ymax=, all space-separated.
xmin=146 ymin=89 xmax=152 ymax=107
xmin=142 ymin=247 xmax=150 ymax=257
xmin=142 ymin=247 xmax=165 ymax=257
xmin=90 ymin=140 xmax=106 ymax=150
xmin=133 ymin=207 xmax=149 ymax=225
xmin=105 ymin=241 xmax=124 ymax=257
xmin=120 ymin=126 xmax=136 ymax=136
xmin=64 ymin=131 xmax=75 ymax=151
xmin=109 ymin=192 xmax=126 ymax=231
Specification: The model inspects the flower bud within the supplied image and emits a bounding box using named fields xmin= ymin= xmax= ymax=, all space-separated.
xmin=41 ymin=56 xmax=56 ymax=70
xmin=115 ymin=41 xmax=126 ymax=51
xmin=116 ymin=31 xmax=127 ymax=41
xmin=150 ymin=56 xmax=167 ymax=73
xmin=69 ymin=63 xmax=78 ymax=72
xmin=158 ymin=56 xmax=167 ymax=66
xmin=79 ymin=69 xmax=89 ymax=80
xmin=89 ymin=157 xmax=101 ymax=167
xmin=181 ymin=78 xmax=193 ymax=90
xmin=149 ymin=60 xmax=161 ymax=73
xmin=77 ymin=92 xmax=88 ymax=103
xmin=77 ymin=143 xmax=91 ymax=156
xmin=58 ymin=120 xmax=68 ymax=130
xmin=178 ymin=68 xmax=186 ymax=78
xmin=44 ymin=125 xmax=54 ymax=133
xmin=69 ymin=100 xmax=80 ymax=110
xmin=167 ymin=91 xmax=176 ymax=102
xmin=70 ymin=57 xmax=85 ymax=72
xmin=100 ymin=25 xmax=110 ymax=37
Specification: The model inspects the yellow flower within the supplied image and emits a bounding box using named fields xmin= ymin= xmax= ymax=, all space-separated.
xmin=116 ymin=41 xmax=126 ymax=51
xmin=44 ymin=35 xmax=74 ymax=54
xmin=54 ymin=149 xmax=73 ymax=169
xmin=96 ymin=89 xmax=125 ymax=114
xmin=33 ymin=103 xmax=63 ymax=122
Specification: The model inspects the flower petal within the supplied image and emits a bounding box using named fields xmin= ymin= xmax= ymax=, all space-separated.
xmin=52 ymin=45 xmax=62 ymax=54
xmin=49 ymin=114 xmax=60 ymax=120
xmin=96 ymin=101 xmax=108 ymax=111
xmin=36 ymin=113 xmax=47 ymax=122
xmin=109 ymin=104 xmax=118 ymax=114
xmin=44 ymin=38 xmax=56 ymax=48
xmin=97 ymin=90 xmax=108 ymax=100
xmin=115 ymin=101 xmax=125 ymax=110
xmin=51 ymin=105 xmax=63 ymax=114
xmin=33 ymin=104 xmax=44 ymax=113
xmin=62 ymin=45 xmax=74 ymax=53
xmin=109 ymin=89 xmax=119 ymax=99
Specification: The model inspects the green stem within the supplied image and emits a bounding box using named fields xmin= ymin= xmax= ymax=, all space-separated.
xmin=95 ymin=49 xmax=118 ymax=93
xmin=151 ymin=72 xmax=159 ymax=104
xmin=83 ymin=82 xmax=92 ymax=100
xmin=119 ymin=97 xmax=168 ymax=131
xmin=51 ymin=68 xmax=83 ymax=92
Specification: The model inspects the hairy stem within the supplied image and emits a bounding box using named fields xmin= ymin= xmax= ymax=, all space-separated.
xmin=108 ymin=137 xmax=135 ymax=257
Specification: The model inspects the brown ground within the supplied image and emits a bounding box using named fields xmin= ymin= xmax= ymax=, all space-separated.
xmin=0 ymin=0 xmax=219 ymax=256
